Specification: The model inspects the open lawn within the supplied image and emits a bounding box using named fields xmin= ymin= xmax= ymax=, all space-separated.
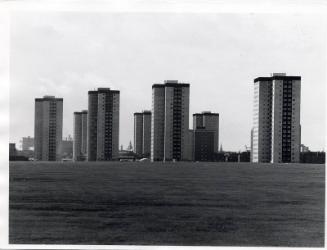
xmin=9 ymin=162 xmax=325 ymax=246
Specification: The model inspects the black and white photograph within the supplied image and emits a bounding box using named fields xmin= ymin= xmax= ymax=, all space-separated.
xmin=1 ymin=0 xmax=326 ymax=248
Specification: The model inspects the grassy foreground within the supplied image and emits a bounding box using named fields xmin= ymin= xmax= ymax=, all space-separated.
xmin=9 ymin=161 xmax=325 ymax=246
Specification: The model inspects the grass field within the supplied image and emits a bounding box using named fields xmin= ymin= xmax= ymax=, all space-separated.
xmin=9 ymin=161 xmax=325 ymax=246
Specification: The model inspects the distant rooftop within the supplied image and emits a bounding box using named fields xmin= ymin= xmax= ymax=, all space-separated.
xmin=74 ymin=110 xmax=88 ymax=115
xmin=35 ymin=96 xmax=63 ymax=101
xmin=134 ymin=110 xmax=151 ymax=115
xmin=153 ymin=80 xmax=190 ymax=88
xmin=193 ymin=111 xmax=219 ymax=116
xmin=254 ymin=74 xmax=301 ymax=83
xmin=88 ymin=87 xmax=120 ymax=94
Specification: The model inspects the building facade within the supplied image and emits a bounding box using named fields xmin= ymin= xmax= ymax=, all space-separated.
xmin=300 ymin=151 xmax=325 ymax=164
xmin=87 ymin=88 xmax=120 ymax=161
xmin=62 ymin=135 xmax=73 ymax=159
xmin=193 ymin=128 xmax=215 ymax=161
xmin=9 ymin=143 xmax=17 ymax=157
xmin=251 ymin=73 xmax=301 ymax=163
xmin=142 ymin=111 xmax=152 ymax=157
xmin=193 ymin=111 xmax=219 ymax=153
xmin=151 ymin=80 xmax=191 ymax=161
xmin=34 ymin=96 xmax=63 ymax=161
xmin=73 ymin=110 xmax=88 ymax=161
xmin=134 ymin=112 xmax=143 ymax=156
xmin=134 ymin=111 xmax=151 ymax=157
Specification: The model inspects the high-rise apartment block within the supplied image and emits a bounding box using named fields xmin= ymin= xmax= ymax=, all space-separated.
xmin=192 ymin=111 xmax=219 ymax=161
xmin=87 ymin=88 xmax=120 ymax=161
xmin=151 ymin=80 xmax=191 ymax=161
xmin=73 ymin=110 xmax=88 ymax=161
xmin=193 ymin=111 xmax=219 ymax=153
xmin=34 ymin=96 xmax=63 ymax=161
xmin=193 ymin=128 xmax=215 ymax=161
xmin=134 ymin=111 xmax=151 ymax=157
xmin=62 ymin=135 xmax=73 ymax=159
xmin=9 ymin=143 xmax=17 ymax=158
xmin=251 ymin=73 xmax=301 ymax=163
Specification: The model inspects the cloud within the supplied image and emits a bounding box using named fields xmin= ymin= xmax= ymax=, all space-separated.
xmin=9 ymin=12 xmax=326 ymax=151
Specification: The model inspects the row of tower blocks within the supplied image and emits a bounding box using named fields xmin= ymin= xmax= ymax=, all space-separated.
xmin=34 ymin=73 xmax=301 ymax=163
xmin=134 ymin=81 xmax=219 ymax=161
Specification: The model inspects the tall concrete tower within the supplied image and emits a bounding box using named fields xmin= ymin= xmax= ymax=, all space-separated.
xmin=193 ymin=111 xmax=219 ymax=153
xmin=142 ymin=111 xmax=152 ymax=157
xmin=73 ymin=110 xmax=88 ymax=161
xmin=251 ymin=73 xmax=301 ymax=163
xmin=87 ymin=88 xmax=120 ymax=161
xmin=34 ymin=96 xmax=63 ymax=161
xmin=134 ymin=112 xmax=143 ymax=156
xmin=134 ymin=111 xmax=151 ymax=157
xmin=151 ymin=80 xmax=190 ymax=161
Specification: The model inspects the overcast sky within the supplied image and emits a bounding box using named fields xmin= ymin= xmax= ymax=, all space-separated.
xmin=9 ymin=11 xmax=326 ymax=151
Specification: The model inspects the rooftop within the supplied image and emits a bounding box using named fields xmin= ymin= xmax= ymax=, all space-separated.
xmin=254 ymin=74 xmax=301 ymax=83
xmin=35 ymin=96 xmax=63 ymax=101
xmin=88 ymin=88 xmax=120 ymax=94
xmin=74 ymin=110 xmax=88 ymax=115
xmin=153 ymin=80 xmax=190 ymax=88
xmin=193 ymin=112 xmax=219 ymax=116
xmin=134 ymin=110 xmax=152 ymax=115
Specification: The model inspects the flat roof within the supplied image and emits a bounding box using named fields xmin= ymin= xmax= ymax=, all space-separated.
xmin=134 ymin=111 xmax=152 ymax=116
xmin=193 ymin=112 xmax=219 ymax=116
xmin=152 ymin=81 xmax=190 ymax=88
xmin=74 ymin=110 xmax=88 ymax=115
xmin=88 ymin=89 xmax=120 ymax=94
xmin=35 ymin=97 xmax=63 ymax=101
xmin=152 ymin=84 xmax=165 ymax=88
xmin=254 ymin=75 xmax=301 ymax=83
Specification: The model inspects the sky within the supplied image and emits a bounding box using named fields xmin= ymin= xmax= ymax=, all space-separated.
xmin=9 ymin=11 xmax=326 ymax=151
